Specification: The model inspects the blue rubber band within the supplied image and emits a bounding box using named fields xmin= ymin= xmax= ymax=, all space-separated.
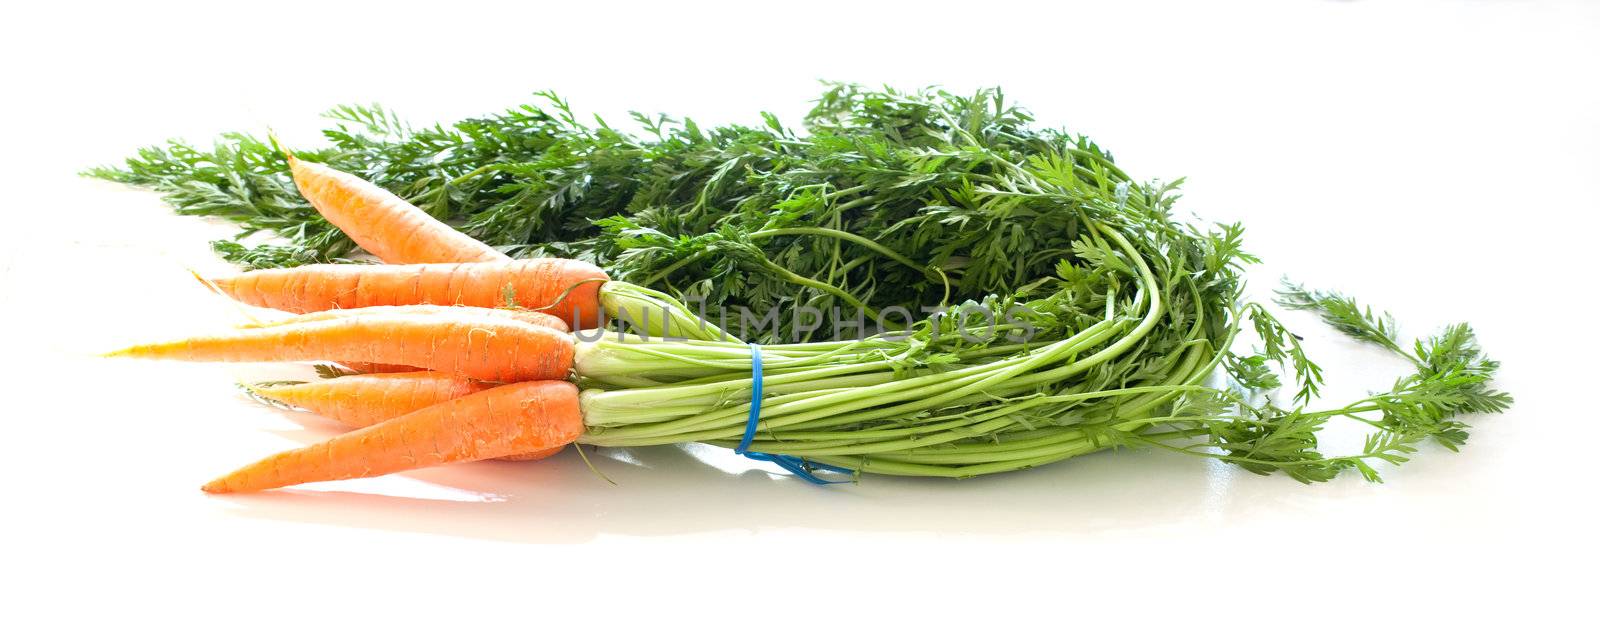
xmin=736 ymin=343 xmax=853 ymax=485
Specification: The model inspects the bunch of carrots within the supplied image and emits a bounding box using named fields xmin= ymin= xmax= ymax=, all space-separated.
xmin=110 ymin=137 xmax=1512 ymax=492
xmin=112 ymin=153 xmax=634 ymax=493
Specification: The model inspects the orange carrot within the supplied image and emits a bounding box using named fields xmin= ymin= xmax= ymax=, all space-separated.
xmin=107 ymin=314 xmax=573 ymax=383
xmin=237 ymin=304 xmax=569 ymax=333
xmin=210 ymin=259 xmax=608 ymax=329
xmin=495 ymin=448 xmax=566 ymax=462
xmin=251 ymin=371 xmax=490 ymax=427
xmin=334 ymin=362 xmax=429 ymax=374
xmin=287 ymin=156 xmax=507 ymax=264
xmin=204 ymin=380 xmax=583 ymax=493
xmin=250 ymin=372 xmax=567 ymax=461
xmin=236 ymin=305 xmax=568 ymax=374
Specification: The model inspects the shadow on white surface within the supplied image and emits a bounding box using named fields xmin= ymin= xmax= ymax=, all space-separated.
xmin=200 ymin=431 xmax=1342 ymax=544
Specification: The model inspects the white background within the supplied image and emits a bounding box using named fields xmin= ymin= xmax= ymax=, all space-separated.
xmin=2 ymin=0 xmax=1595 ymax=635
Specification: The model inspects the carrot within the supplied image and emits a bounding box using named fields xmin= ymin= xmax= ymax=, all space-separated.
xmin=495 ymin=448 xmax=566 ymax=462
xmin=334 ymin=362 xmax=428 ymax=374
xmin=287 ymin=156 xmax=507 ymax=265
xmin=251 ymin=371 xmax=490 ymax=427
xmin=250 ymin=372 xmax=567 ymax=461
xmin=236 ymin=305 xmax=569 ymax=374
xmin=107 ymin=314 xmax=574 ymax=383
xmin=204 ymin=380 xmax=583 ymax=493
xmin=237 ymin=304 xmax=569 ymax=333
xmin=209 ymin=259 xmax=608 ymax=329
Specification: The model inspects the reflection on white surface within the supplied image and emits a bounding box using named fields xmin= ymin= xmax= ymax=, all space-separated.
xmin=220 ymin=479 xmax=510 ymax=504
xmin=679 ymin=442 xmax=796 ymax=476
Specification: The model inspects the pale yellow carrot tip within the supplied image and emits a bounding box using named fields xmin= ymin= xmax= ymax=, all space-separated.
xmin=101 ymin=334 xmax=198 ymax=358
xmin=100 ymin=343 xmax=150 ymax=358
xmin=183 ymin=267 xmax=276 ymax=326
xmin=200 ymin=477 xmax=237 ymax=494
xmin=183 ymin=267 xmax=230 ymax=302
xmin=236 ymin=382 xmax=285 ymax=402
xmin=185 ymin=267 xmax=208 ymax=290
xmin=268 ymin=129 xmax=296 ymax=163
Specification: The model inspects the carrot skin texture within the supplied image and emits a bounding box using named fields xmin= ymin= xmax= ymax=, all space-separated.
xmin=233 ymin=305 xmax=566 ymax=333
xmin=251 ymin=372 xmax=566 ymax=461
xmin=252 ymin=372 xmax=490 ymax=428
xmin=336 ymin=362 xmax=427 ymax=374
xmin=210 ymin=260 xmax=608 ymax=329
xmin=236 ymin=306 xmax=567 ymax=374
xmin=204 ymin=380 xmax=583 ymax=493
xmin=108 ymin=316 xmax=574 ymax=383
xmin=288 ymin=157 xmax=506 ymax=264
xmin=238 ymin=305 xmax=570 ymax=333
xmin=496 ymin=448 xmax=565 ymax=462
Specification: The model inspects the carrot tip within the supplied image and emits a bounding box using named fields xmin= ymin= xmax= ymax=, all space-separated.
xmin=186 ymin=268 xmax=211 ymax=290
xmin=200 ymin=479 xmax=232 ymax=494
xmin=101 ymin=343 xmax=164 ymax=358
xmin=269 ymin=129 xmax=295 ymax=162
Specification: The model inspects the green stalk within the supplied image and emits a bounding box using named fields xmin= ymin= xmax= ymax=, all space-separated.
xmin=748 ymin=227 xmax=942 ymax=283
xmin=580 ymin=222 xmax=1166 ymax=448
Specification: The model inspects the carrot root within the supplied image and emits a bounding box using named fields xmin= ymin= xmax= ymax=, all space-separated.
xmin=209 ymin=259 xmax=608 ymax=329
xmin=249 ymin=372 xmax=489 ymax=428
xmin=204 ymin=380 xmax=584 ymax=493
xmin=107 ymin=314 xmax=574 ymax=383
xmin=287 ymin=157 xmax=508 ymax=265
xmin=496 ymin=447 xmax=567 ymax=462
xmin=236 ymin=304 xmax=569 ymax=333
xmin=249 ymin=371 xmax=564 ymax=462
